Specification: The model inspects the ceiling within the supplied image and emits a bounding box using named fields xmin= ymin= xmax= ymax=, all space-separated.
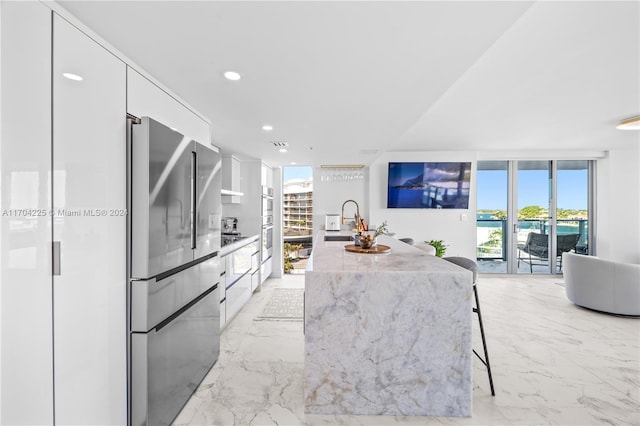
xmin=57 ymin=1 xmax=640 ymax=167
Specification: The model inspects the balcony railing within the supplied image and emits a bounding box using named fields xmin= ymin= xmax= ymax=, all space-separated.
xmin=477 ymin=218 xmax=588 ymax=259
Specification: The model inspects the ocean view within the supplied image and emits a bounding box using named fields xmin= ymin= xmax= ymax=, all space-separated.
xmin=476 ymin=212 xmax=588 ymax=258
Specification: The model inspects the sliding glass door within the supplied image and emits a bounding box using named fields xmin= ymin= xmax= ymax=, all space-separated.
xmin=477 ymin=160 xmax=592 ymax=274
xmin=477 ymin=162 xmax=509 ymax=273
xmin=516 ymin=161 xmax=552 ymax=274
xmin=556 ymin=160 xmax=590 ymax=263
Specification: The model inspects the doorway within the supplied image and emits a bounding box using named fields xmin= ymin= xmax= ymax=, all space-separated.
xmin=477 ymin=160 xmax=592 ymax=274
xmin=282 ymin=166 xmax=313 ymax=274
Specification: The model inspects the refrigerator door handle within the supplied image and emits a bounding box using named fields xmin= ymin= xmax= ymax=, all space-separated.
xmin=191 ymin=150 xmax=197 ymax=250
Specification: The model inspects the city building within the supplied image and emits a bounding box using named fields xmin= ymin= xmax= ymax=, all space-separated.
xmin=283 ymin=178 xmax=313 ymax=247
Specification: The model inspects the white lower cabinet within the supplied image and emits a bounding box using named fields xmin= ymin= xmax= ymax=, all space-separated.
xmin=52 ymin=14 xmax=127 ymax=425
xmin=251 ymin=270 xmax=261 ymax=293
xmin=220 ymin=238 xmax=259 ymax=326
xmin=251 ymin=251 xmax=261 ymax=292
xmin=261 ymin=257 xmax=273 ymax=284
xmin=220 ymin=261 xmax=227 ymax=329
xmin=226 ymin=273 xmax=252 ymax=321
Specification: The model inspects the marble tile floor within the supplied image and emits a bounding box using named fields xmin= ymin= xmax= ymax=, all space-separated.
xmin=173 ymin=274 xmax=640 ymax=426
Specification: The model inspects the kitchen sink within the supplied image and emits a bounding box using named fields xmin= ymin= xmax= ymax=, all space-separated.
xmin=324 ymin=235 xmax=352 ymax=242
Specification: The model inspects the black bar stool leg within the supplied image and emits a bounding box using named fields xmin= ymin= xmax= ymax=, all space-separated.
xmin=473 ymin=285 xmax=495 ymax=396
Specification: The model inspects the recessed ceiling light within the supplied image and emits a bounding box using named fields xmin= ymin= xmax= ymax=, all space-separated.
xmin=224 ymin=71 xmax=241 ymax=81
xmin=262 ymin=125 xmax=273 ymax=131
xmin=616 ymin=116 xmax=640 ymax=130
xmin=63 ymin=72 xmax=83 ymax=81
xmin=279 ymin=148 xmax=288 ymax=153
xmin=290 ymin=162 xmax=297 ymax=165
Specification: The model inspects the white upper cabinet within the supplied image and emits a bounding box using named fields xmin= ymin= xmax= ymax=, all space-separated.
xmin=261 ymin=163 xmax=274 ymax=188
xmin=52 ymin=14 xmax=127 ymax=425
xmin=127 ymin=68 xmax=210 ymax=146
xmin=0 ymin=2 xmax=54 ymax=424
xmin=222 ymin=155 xmax=243 ymax=203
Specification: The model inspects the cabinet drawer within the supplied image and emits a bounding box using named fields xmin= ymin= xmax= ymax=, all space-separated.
xmin=251 ymin=251 xmax=259 ymax=273
xmin=251 ymin=270 xmax=260 ymax=293
xmin=225 ymin=274 xmax=251 ymax=322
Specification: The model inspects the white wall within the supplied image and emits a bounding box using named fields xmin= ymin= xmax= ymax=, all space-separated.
xmin=312 ymin=168 xmax=369 ymax=236
xmin=368 ymin=152 xmax=478 ymax=259
xmin=596 ymin=145 xmax=640 ymax=264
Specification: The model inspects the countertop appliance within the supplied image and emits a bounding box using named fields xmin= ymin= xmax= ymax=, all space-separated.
xmin=222 ymin=216 xmax=239 ymax=234
xmin=128 ymin=116 xmax=222 ymax=426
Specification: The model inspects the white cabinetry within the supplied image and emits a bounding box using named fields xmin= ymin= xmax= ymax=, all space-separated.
xmin=222 ymin=155 xmax=242 ymax=203
xmin=127 ymin=68 xmax=210 ymax=145
xmin=52 ymin=14 xmax=127 ymax=425
xmin=261 ymin=163 xmax=274 ymax=187
xmin=1 ymin=2 xmax=53 ymax=424
xmin=1 ymin=3 xmax=214 ymax=425
xmin=220 ymin=237 xmax=259 ymax=326
xmin=220 ymin=261 xmax=227 ymax=329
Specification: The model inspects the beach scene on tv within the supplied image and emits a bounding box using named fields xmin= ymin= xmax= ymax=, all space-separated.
xmin=387 ymin=162 xmax=471 ymax=209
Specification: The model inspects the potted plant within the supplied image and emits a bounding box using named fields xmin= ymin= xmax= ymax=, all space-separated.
xmin=360 ymin=221 xmax=389 ymax=249
xmin=427 ymin=239 xmax=447 ymax=258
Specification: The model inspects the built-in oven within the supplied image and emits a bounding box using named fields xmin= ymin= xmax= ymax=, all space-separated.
xmin=261 ymin=186 xmax=274 ymax=283
xmin=262 ymin=187 xmax=273 ymax=224
xmin=262 ymin=225 xmax=273 ymax=261
xmin=262 ymin=192 xmax=273 ymax=217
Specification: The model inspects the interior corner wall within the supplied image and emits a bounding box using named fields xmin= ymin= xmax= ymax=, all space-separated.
xmin=597 ymin=145 xmax=640 ymax=264
xmin=368 ymin=152 xmax=478 ymax=259
xmin=312 ymin=167 xmax=369 ymax=237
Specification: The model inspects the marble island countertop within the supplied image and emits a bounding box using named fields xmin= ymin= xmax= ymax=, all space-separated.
xmin=308 ymin=231 xmax=467 ymax=274
xmin=304 ymin=231 xmax=473 ymax=417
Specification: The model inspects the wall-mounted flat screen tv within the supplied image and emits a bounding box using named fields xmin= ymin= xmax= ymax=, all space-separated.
xmin=387 ymin=162 xmax=471 ymax=209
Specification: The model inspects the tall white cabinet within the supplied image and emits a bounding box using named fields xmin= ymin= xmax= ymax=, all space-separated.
xmin=52 ymin=14 xmax=127 ymax=425
xmin=1 ymin=2 xmax=54 ymax=424
xmin=1 ymin=4 xmax=213 ymax=424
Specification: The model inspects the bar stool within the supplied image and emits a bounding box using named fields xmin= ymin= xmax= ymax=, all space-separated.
xmin=444 ymin=256 xmax=496 ymax=396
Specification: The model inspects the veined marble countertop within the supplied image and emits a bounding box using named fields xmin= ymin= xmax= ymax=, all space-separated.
xmin=304 ymin=231 xmax=473 ymax=417
xmin=307 ymin=231 xmax=467 ymax=273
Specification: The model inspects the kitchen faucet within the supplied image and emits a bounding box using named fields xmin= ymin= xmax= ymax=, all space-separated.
xmin=341 ymin=199 xmax=361 ymax=232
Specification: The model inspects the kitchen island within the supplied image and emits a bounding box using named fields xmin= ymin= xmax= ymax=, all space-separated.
xmin=304 ymin=232 xmax=473 ymax=417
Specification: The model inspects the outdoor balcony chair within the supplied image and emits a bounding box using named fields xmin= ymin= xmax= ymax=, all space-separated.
xmin=518 ymin=232 xmax=581 ymax=273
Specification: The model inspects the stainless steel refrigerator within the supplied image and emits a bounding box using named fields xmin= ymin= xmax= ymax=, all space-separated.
xmin=128 ymin=116 xmax=222 ymax=426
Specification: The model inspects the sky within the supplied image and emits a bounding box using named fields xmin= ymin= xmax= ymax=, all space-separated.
xmin=283 ymin=166 xmax=312 ymax=183
xmin=478 ymin=169 xmax=588 ymax=210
